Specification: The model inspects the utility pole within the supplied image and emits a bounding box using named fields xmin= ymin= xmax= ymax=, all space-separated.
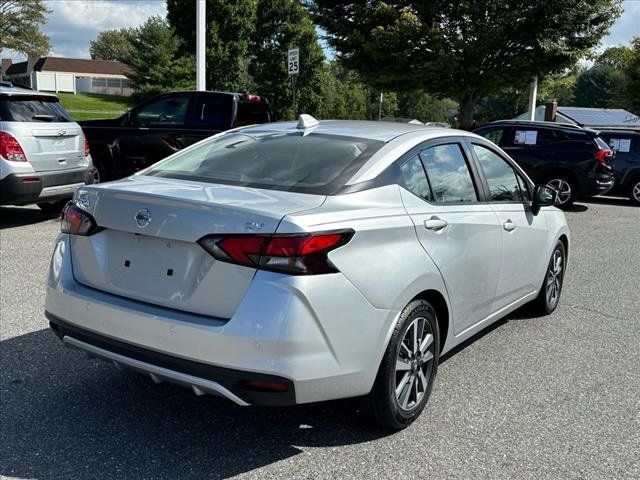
xmin=378 ymin=92 xmax=383 ymax=120
xmin=527 ymin=76 xmax=538 ymax=121
xmin=196 ymin=0 xmax=206 ymax=91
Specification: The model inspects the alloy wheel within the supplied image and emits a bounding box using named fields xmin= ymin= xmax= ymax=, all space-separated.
xmin=632 ymin=181 xmax=640 ymax=203
xmin=546 ymin=248 xmax=564 ymax=308
xmin=546 ymin=179 xmax=572 ymax=206
xmin=395 ymin=316 xmax=434 ymax=411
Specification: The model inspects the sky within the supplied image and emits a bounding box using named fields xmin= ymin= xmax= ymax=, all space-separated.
xmin=4 ymin=0 xmax=640 ymax=61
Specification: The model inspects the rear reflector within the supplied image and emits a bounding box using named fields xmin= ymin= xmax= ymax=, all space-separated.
xmin=240 ymin=380 xmax=289 ymax=392
xmin=61 ymin=202 xmax=101 ymax=236
xmin=199 ymin=230 xmax=354 ymax=275
xmin=21 ymin=177 xmax=40 ymax=183
xmin=0 ymin=132 xmax=27 ymax=162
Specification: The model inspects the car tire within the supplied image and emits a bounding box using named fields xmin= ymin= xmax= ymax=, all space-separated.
xmin=544 ymin=175 xmax=576 ymax=209
xmin=629 ymin=177 xmax=640 ymax=206
xmin=37 ymin=199 xmax=68 ymax=214
xmin=363 ymin=299 xmax=440 ymax=430
xmin=531 ymin=240 xmax=566 ymax=315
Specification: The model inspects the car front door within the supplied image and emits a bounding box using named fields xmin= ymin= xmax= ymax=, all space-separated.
xmin=398 ymin=139 xmax=503 ymax=335
xmin=124 ymin=93 xmax=193 ymax=172
xmin=469 ymin=141 xmax=550 ymax=310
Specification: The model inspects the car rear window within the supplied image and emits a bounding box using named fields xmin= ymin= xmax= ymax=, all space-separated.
xmin=0 ymin=96 xmax=72 ymax=122
xmin=594 ymin=136 xmax=612 ymax=150
xmin=145 ymin=131 xmax=384 ymax=194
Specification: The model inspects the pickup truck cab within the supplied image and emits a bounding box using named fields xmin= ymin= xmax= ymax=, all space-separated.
xmin=81 ymin=91 xmax=271 ymax=181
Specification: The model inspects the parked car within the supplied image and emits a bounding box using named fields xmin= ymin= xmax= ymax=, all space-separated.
xmin=474 ymin=120 xmax=614 ymax=207
xmin=596 ymin=129 xmax=640 ymax=205
xmin=0 ymin=82 xmax=95 ymax=212
xmin=46 ymin=117 xmax=569 ymax=429
xmin=80 ymin=91 xmax=271 ymax=182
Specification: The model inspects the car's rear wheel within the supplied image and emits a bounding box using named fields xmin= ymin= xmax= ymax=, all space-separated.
xmin=629 ymin=177 xmax=640 ymax=206
xmin=36 ymin=199 xmax=68 ymax=214
xmin=544 ymin=175 xmax=576 ymax=208
xmin=364 ymin=299 xmax=439 ymax=430
xmin=531 ymin=240 xmax=566 ymax=315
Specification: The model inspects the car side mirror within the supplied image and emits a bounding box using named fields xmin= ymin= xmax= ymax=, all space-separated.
xmin=531 ymin=184 xmax=558 ymax=215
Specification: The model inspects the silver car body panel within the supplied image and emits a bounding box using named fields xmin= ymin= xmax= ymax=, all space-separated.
xmin=45 ymin=121 xmax=570 ymax=405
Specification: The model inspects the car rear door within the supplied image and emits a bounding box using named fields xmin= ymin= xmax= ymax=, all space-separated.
xmin=468 ymin=140 xmax=550 ymax=308
xmin=398 ymin=138 xmax=503 ymax=335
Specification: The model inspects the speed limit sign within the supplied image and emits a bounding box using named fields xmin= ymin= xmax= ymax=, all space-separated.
xmin=288 ymin=48 xmax=299 ymax=75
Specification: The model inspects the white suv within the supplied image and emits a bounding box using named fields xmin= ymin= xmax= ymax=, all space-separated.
xmin=0 ymin=82 xmax=95 ymax=212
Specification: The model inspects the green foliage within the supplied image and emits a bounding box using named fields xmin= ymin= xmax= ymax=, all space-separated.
xmin=57 ymin=93 xmax=136 ymax=120
xmin=595 ymin=45 xmax=633 ymax=69
xmin=624 ymin=38 xmax=640 ymax=115
xmin=89 ymin=28 xmax=134 ymax=62
xmin=125 ymin=16 xmax=195 ymax=100
xmin=167 ymin=0 xmax=255 ymax=91
xmin=311 ymin=0 xmax=622 ymax=128
xmin=573 ymin=65 xmax=627 ymax=109
xmin=249 ymin=0 xmax=324 ymax=120
xmin=0 ymin=0 xmax=50 ymax=57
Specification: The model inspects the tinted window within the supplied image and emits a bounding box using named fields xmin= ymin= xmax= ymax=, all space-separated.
xmin=400 ymin=155 xmax=432 ymax=201
xmin=132 ymin=95 xmax=190 ymax=127
xmin=0 ymin=96 xmax=72 ymax=122
xmin=420 ymin=144 xmax=477 ymax=203
xmin=192 ymin=93 xmax=234 ymax=129
xmin=236 ymin=100 xmax=270 ymax=126
xmin=474 ymin=144 xmax=523 ymax=202
xmin=479 ymin=127 xmax=504 ymax=146
xmin=145 ymin=132 xmax=383 ymax=194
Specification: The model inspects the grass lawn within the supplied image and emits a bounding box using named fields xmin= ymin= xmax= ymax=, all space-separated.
xmin=57 ymin=92 xmax=136 ymax=120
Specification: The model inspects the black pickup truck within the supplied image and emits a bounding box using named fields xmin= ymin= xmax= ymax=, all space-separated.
xmin=81 ymin=91 xmax=271 ymax=181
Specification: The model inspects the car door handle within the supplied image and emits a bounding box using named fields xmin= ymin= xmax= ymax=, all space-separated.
xmin=424 ymin=217 xmax=448 ymax=231
xmin=503 ymin=219 xmax=516 ymax=232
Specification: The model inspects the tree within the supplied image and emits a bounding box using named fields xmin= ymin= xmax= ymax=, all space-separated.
xmin=126 ymin=16 xmax=194 ymax=99
xmin=311 ymin=1 xmax=622 ymax=129
xmin=624 ymin=37 xmax=640 ymax=115
xmin=90 ymin=28 xmax=133 ymax=62
xmin=167 ymin=0 xmax=255 ymax=91
xmin=249 ymin=0 xmax=325 ymax=119
xmin=0 ymin=0 xmax=50 ymax=57
xmin=573 ymin=65 xmax=627 ymax=108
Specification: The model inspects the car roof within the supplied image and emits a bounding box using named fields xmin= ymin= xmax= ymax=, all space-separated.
xmin=480 ymin=119 xmax=599 ymax=135
xmin=240 ymin=119 xmax=455 ymax=142
xmin=0 ymin=84 xmax=58 ymax=98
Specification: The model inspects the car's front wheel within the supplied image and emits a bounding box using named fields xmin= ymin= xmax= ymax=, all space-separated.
xmin=364 ymin=299 xmax=439 ymax=430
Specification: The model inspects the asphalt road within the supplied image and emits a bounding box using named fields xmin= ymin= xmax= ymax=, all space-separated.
xmin=1 ymin=199 xmax=639 ymax=480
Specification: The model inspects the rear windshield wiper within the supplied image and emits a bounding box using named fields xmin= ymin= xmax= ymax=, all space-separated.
xmin=32 ymin=114 xmax=56 ymax=122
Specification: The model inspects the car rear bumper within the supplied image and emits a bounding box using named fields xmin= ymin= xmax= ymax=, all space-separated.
xmin=45 ymin=234 xmax=397 ymax=406
xmin=581 ymin=173 xmax=615 ymax=198
xmin=0 ymin=167 xmax=95 ymax=205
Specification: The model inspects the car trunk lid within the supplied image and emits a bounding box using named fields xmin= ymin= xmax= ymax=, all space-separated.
xmin=69 ymin=175 xmax=325 ymax=318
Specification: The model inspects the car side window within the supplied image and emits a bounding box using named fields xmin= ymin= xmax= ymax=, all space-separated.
xmin=479 ymin=127 xmax=504 ymax=146
xmin=399 ymin=155 xmax=432 ymax=202
xmin=131 ymin=96 xmax=190 ymax=127
xmin=473 ymin=144 xmax=525 ymax=202
xmin=420 ymin=144 xmax=478 ymax=203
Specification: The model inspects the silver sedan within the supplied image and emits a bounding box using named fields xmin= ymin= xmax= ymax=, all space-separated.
xmin=45 ymin=116 xmax=569 ymax=429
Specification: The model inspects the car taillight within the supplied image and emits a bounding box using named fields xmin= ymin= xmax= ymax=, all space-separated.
xmin=61 ymin=202 xmax=101 ymax=236
xmin=198 ymin=230 xmax=354 ymax=275
xmin=83 ymin=136 xmax=90 ymax=157
xmin=0 ymin=132 xmax=27 ymax=162
xmin=594 ymin=149 xmax=612 ymax=165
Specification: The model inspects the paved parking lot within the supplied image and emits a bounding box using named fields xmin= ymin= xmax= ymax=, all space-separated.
xmin=1 ymin=199 xmax=639 ymax=480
